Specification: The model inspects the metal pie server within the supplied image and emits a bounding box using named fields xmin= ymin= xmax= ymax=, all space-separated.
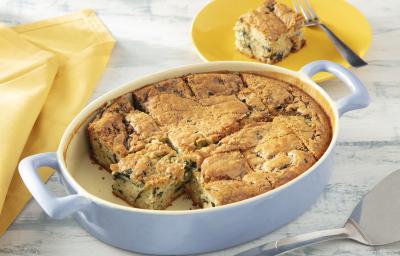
xmin=236 ymin=170 xmax=400 ymax=256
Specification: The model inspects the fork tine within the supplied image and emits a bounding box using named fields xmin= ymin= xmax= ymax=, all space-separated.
xmin=301 ymin=0 xmax=318 ymax=20
xmin=291 ymin=0 xmax=299 ymax=12
xmin=292 ymin=0 xmax=311 ymax=21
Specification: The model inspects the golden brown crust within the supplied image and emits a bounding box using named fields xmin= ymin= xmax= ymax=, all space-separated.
xmin=146 ymin=93 xmax=248 ymax=155
xmin=238 ymin=0 xmax=304 ymax=41
xmin=234 ymin=0 xmax=305 ymax=64
xmin=241 ymin=73 xmax=294 ymax=115
xmin=110 ymin=141 xmax=183 ymax=183
xmin=203 ymin=175 xmax=272 ymax=205
xmin=214 ymin=121 xmax=292 ymax=153
xmin=88 ymin=71 xmax=332 ymax=209
xmin=132 ymin=77 xmax=193 ymax=109
xmin=240 ymin=12 xmax=287 ymax=42
xmin=270 ymin=2 xmax=305 ymax=32
xmin=125 ymin=111 xmax=161 ymax=139
xmin=273 ymin=115 xmax=330 ymax=159
xmin=244 ymin=134 xmax=316 ymax=188
xmin=87 ymin=94 xmax=135 ymax=168
xmin=186 ymin=73 xmax=243 ymax=98
xmin=124 ymin=110 xmax=167 ymax=152
xmin=201 ymin=151 xmax=252 ymax=182
xmin=100 ymin=94 xmax=134 ymax=114
xmin=88 ymin=112 xmax=128 ymax=157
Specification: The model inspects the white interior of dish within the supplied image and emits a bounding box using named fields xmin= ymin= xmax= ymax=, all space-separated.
xmin=60 ymin=62 xmax=338 ymax=212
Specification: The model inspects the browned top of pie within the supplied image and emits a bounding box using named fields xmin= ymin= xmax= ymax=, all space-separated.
xmin=89 ymin=71 xmax=332 ymax=206
xmin=87 ymin=95 xmax=134 ymax=159
xmin=238 ymin=0 xmax=305 ymax=41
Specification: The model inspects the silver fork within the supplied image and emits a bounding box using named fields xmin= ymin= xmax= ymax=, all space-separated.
xmin=292 ymin=0 xmax=368 ymax=67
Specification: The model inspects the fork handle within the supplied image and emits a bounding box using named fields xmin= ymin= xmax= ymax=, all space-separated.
xmin=318 ymin=23 xmax=367 ymax=67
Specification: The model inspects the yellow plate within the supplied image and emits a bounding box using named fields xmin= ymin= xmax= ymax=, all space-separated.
xmin=191 ymin=0 xmax=371 ymax=82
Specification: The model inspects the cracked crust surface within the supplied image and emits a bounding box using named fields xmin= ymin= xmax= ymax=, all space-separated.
xmin=110 ymin=141 xmax=189 ymax=209
xmin=88 ymin=72 xmax=332 ymax=209
xmin=87 ymin=94 xmax=135 ymax=169
xmin=186 ymin=73 xmax=243 ymax=98
xmin=145 ymin=93 xmax=248 ymax=160
xmin=132 ymin=77 xmax=193 ymax=111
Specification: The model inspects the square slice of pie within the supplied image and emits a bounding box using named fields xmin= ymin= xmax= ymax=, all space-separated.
xmin=234 ymin=0 xmax=305 ymax=63
xmin=110 ymin=140 xmax=196 ymax=210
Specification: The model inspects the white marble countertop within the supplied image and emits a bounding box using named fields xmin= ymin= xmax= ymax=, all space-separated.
xmin=1 ymin=0 xmax=400 ymax=255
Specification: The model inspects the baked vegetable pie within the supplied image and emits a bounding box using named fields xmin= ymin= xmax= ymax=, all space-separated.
xmin=88 ymin=72 xmax=331 ymax=210
xmin=234 ymin=0 xmax=306 ymax=63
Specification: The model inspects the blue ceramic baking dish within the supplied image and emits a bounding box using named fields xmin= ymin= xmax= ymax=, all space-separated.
xmin=19 ymin=61 xmax=369 ymax=255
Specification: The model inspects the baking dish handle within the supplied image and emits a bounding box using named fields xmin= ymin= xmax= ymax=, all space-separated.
xmin=300 ymin=60 xmax=370 ymax=116
xmin=19 ymin=152 xmax=91 ymax=219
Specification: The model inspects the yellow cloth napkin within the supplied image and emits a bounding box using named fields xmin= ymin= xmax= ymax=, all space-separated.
xmin=0 ymin=10 xmax=115 ymax=236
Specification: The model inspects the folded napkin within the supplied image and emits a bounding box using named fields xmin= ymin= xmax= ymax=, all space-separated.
xmin=0 ymin=10 xmax=115 ymax=236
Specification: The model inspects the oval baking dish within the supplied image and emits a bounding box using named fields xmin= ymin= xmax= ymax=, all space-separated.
xmin=19 ymin=60 xmax=369 ymax=255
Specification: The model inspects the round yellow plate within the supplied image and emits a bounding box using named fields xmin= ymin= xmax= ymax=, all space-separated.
xmin=191 ymin=0 xmax=371 ymax=82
